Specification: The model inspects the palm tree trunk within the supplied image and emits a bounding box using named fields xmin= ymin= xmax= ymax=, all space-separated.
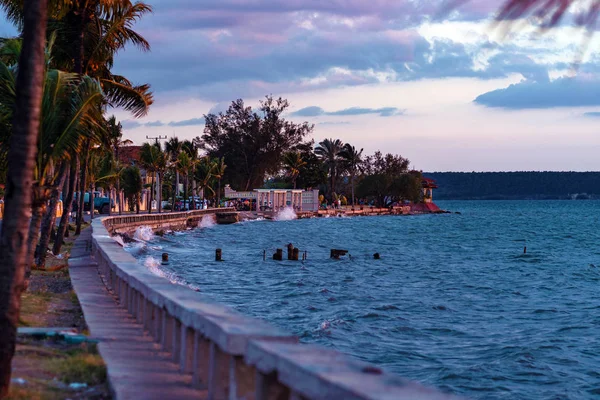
xmin=172 ymin=172 xmax=176 ymax=212
xmin=149 ymin=173 xmax=154 ymax=214
xmin=0 ymin=1 xmax=48 ymax=394
xmin=351 ymin=173 xmax=355 ymax=207
xmin=26 ymin=195 xmax=46 ymax=275
xmin=217 ymin=179 xmax=221 ymax=207
xmin=35 ymin=163 xmax=68 ymax=269
xmin=89 ymin=182 xmax=95 ymax=220
xmin=54 ymin=157 xmax=77 ymax=250
xmin=76 ymin=142 xmax=90 ymax=234
xmin=185 ymin=174 xmax=189 ymax=210
xmin=157 ymin=172 xmax=162 ymax=213
xmin=117 ymin=176 xmax=122 ymax=215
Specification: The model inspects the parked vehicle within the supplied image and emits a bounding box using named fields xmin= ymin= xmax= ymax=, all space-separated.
xmin=72 ymin=191 xmax=114 ymax=214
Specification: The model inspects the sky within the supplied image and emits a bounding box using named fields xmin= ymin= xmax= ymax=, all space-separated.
xmin=2 ymin=0 xmax=600 ymax=171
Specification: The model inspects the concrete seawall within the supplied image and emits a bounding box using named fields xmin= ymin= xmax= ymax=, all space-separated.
xmin=92 ymin=210 xmax=459 ymax=399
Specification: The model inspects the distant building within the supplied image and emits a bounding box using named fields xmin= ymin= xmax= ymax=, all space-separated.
xmin=224 ymin=185 xmax=320 ymax=212
xmin=422 ymin=178 xmax=438 ymax=203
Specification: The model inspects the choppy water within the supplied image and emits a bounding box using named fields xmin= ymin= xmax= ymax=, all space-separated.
xmin=127 ymin=201 xmax=600 ymax=399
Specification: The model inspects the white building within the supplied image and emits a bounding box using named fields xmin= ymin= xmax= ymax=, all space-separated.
xmin=224 ymin=185 xmax=320 ymax=212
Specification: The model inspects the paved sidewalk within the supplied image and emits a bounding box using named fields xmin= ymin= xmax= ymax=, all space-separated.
xmin=69 ymin=228 xmax=207 ymax=400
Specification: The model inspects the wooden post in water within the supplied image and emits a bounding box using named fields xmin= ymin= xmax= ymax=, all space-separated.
xmin=162 ymin=253 xmax=169 ymax=262
xmin=215 ymin=248 xmax=222 ymax=261
xmin=273 ymin=249 xmax=283 ymax=261
xmin=292 ymin=248 xmax=299 ymax=261
xmin=287 ymin=243 xmax=294 ymax=260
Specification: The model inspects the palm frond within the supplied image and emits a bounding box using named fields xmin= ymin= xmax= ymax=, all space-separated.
xmin=101 ymin=77 xmax=152 ymax=117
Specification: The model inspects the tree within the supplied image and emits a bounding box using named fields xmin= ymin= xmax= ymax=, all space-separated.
xmin=104 ymin=116 xmax=132 ymax=216
xmin=314 ymin=138 xmax=344 ymax=201
xmin=176 ymin=151 xmax=193 ymax=210
xmin=199 ymin=96 xmax=313 ymax=190
xmin=294 ymin=141 xmax=327 ymax=190
xmin=357 ymin=152 xmax=413 ymax=207
xmin=120 ymin=165 xmax=142 ymax=213
xmin=212 ymin=157 xmax=226 ymax=207
xmin=0 ymin=0 xmax=48 ymax=395
xmin=195 ymin=157 xmax=215 ymax=206
xmin=165 ymin=136 xmax=182 ymax=207
xmin=339 ymin=144 xmax=363 ymax=207
xmin=282 ymin=151 xmax=306 ymax=189
xmin=140 ymin=142 xmax=165 ymax=214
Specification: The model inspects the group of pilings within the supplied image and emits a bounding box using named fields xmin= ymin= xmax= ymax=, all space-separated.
xmin=272 ymin=243 xmax=306 ymax=261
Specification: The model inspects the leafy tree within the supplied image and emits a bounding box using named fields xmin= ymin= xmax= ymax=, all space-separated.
xmin=357 ymin=152 xmax=416 ymax=207
xmin=199 ymin=96 xmax=313 ymax=190
xmin=315 ymin=138 xmax=344 ymax=201
xmin=120 ymin=165 xmax=142 ymax=213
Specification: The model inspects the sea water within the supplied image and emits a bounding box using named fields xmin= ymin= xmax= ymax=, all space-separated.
xmin=128 ymin=201 xmax=600 ymax=399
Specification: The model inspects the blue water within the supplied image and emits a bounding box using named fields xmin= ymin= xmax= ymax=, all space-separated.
xmin=129 ymin=201 xmax=600 ymax=399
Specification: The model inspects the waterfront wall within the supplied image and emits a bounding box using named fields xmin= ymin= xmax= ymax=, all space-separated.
xmin=91 ymin=211 xmax=458 ymax=400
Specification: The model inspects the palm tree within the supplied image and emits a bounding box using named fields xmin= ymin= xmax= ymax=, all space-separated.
xmin=195 ymin=157 xmax=216 ymax=207
xmin=176 ymin=151 xmax=193 ymax=211
xmin=283 ymin=151 xmax=306 ymax=189
xmin=140 ymin=143 xmax=165 ymax=214
xmin=165 ymin=137 xmax=182 ymax=208
xmin=0 ymin=48 xmax=104 ymax=271
xmin=212 ymin=157 xmax=226 ymax=207
xmin=105 ymin=116 xmax=132 ymax=215
xmin=315 ymin=138 xmax=344 ymax=201
xmin=0 ymin=0 xmax=48 ymax=395
xmin=339 ymin=144 xmax=363 ymax=207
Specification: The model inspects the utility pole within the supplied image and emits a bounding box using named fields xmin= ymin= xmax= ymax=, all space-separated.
xmin=146 ymin=135 xmax=167 ymax=146
xmin=145 ymin=135 xmax=167 ymax=213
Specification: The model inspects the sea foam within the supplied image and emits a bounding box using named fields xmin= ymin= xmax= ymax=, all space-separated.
xmin=275 ymin=207 xmax=297 ymax=221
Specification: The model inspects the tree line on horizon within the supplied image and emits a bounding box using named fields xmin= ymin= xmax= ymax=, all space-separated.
xmin=425 ymin=171 xmax=600 ymax=200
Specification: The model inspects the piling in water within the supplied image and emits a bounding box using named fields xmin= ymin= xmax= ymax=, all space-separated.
xmin=216 ymin=248 xmax=222 ymax=261
xmin=292 ymin=247 xmax=299 ymax=261
xmin=331 ymin=249 xmax=348 ymax=259
xmin=373 ymin=252 xmax=381 ymax=260
xmin=273 ymin=248 xmax=283 ymax=261
xmin=162 ymin=253 xmax=169 ymax=262
xmin=287 ymin=243 xmax=294 ymax=260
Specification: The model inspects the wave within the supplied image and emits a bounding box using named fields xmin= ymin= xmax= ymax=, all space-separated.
xmin=275 ymin=207 xmax=297 ymax=221
xmin=143 ymin=256 xmax=200 ymax=292
xmin=199 ymin=214 xmax=216 ymax=229
xmin=134 ymin=225 xmax=155 ymax=242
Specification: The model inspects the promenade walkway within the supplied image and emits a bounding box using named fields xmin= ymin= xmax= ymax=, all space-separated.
xmin=69 ymin=228 xmax=207 ymax=399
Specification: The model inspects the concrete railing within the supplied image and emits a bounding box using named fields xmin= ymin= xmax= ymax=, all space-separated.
xmin=102 ymin=208 xmax=236 ymax=235
xmin=92 ymin=212 xmax=458 ymax=400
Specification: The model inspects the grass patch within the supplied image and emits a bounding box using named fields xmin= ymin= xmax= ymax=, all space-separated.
xmin=19 ymin=292 xmax=52 ymax=327
xmin=46 ymin=344 xmax=107 ymax=386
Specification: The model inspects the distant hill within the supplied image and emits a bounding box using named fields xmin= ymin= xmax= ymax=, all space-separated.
xmin=423 ymin=172 xmax=600 ymax=200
